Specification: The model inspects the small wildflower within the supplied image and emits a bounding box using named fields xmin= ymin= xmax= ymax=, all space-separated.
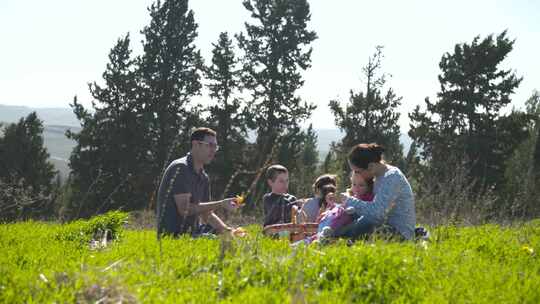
xmin=39 ymin=273 xmax=48 ymax=283
xmin=522 ymin=245 xmax=534 ymax=255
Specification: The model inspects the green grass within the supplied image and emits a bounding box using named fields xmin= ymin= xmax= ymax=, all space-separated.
xmin=1 ymin=214 xmax=539 ymax=303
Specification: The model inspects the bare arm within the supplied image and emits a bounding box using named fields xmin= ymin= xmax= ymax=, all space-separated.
xmin=174 ymin=194 xmax=236 ymax=217
xmin=206 ymin=212 xmax=233 ymax=234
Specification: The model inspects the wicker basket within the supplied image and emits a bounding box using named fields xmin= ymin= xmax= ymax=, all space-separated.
xmin=262 ymin=223 xmax=319 ymax=242
xmin=262 ymin=203 xmax=319 ymax=242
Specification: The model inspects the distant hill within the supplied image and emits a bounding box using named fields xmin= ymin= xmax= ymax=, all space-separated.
xmin=1 ymin=104 xmax=413 ymax=178
xmin=315 ymin=128 xmax=412 ymax=159
xmin=0 ymin=104 xmax=80 ymax=127
xmin=1 ymin=104 xmax=80 ymax=181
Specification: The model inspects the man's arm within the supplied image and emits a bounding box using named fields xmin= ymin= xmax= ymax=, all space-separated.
xmin=205 ymin=212 xmax=233 ymax=234
xmin=174 ymin=194 xmax=236 ymax=217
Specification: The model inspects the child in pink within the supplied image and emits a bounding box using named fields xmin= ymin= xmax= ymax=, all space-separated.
xmin=301 ymin=173 xmax=374 ymax=244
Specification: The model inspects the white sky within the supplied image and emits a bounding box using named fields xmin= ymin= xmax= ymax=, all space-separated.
xmin=1 ymin=0 xmax=539 ymax=131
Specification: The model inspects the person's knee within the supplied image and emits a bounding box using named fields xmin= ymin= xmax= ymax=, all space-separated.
xmin=347 ymin=216 xmax=380 ymax=238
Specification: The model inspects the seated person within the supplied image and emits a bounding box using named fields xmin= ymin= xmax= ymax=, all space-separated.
xmin=336 ymin=143 xmax=416 ymax=241
xmin=262 ymin=164 xmax=298 ymax=227
xmin=297 ymin=174 xmax=337 ymax=223
xmin=300 ymin=174 xmax=375 ymax=244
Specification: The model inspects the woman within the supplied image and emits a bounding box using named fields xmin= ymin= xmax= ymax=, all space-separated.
xmin=336 ymin=143 xmax=416 ymax=240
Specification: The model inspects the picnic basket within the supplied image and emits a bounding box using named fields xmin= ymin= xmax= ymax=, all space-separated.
xmin=262 ymin=205 xmax=318 ymax=242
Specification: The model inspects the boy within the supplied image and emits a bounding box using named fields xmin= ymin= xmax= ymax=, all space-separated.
xmin=262 ymin=164 xmax=298 ymax=227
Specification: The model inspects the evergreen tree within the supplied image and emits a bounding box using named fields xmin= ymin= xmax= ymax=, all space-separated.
xmin=0 ymin=112 xmax=56 ymax=194
xmin=67 ymin=34 xmax=149 ymax=217
xmin=287 ymin=124 xmax=319 ymax=197
xmin=503 ymin=91 xmax=540 ymax=216
xmin=204 ymin=32 xmax=249 ymax=199
xmin=409 ymin=31 xmax=526 ymax=188
xmin=531 ymin=91 xmax=540 ymax=182
xmin=66 ymin=0 xmax=206 ymax=217
xmin=329 ymin=46 xmax=404 ymax=179
xmin=403 ymin=141 xmax=421 ymax=176
xmin=322 ymin=149 xmax=334 ymax=174
xmin=0 ymin=112 xmax=57 ymax=220
xmin=236 ymin=0 xmax=318 ymax=167
xmin=139 ymin=0 xmax=205 ymax=181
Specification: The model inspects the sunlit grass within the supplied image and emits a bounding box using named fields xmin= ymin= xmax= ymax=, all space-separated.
xmin=1 ymin=215 xmax=539 ymax=303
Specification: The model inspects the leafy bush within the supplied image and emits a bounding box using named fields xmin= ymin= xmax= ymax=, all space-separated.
xmin=55 ymin=211 xmax=129 ymax=245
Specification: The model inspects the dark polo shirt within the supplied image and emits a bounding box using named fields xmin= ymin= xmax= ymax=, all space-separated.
xmin=156 ymin=153 xmax=210 ymax=237
xmin=262 ymin=193 xmax=298 ymax=227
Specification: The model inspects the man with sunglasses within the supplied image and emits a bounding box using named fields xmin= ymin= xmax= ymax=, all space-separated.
xmin=156 ymin=127 xmax=239 ymax=238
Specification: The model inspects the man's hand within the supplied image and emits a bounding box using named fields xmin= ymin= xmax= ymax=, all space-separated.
xmin=231 ymin=227 xmax=248 ymax=237
xmin=222 ymin=198 xmax=240 ymax=212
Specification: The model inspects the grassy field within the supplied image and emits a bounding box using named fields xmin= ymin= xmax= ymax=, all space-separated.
xmin=1 ymin=213 xmax=539 ymax=303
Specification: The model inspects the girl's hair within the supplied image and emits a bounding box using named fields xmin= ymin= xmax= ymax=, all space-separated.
xmin=348 ymin=143 xmax=385 ymax=169
xmin=319 ymin=184 xmax=336 ymax=209
xmin=312 ymin=174 xmax=337 ymax=193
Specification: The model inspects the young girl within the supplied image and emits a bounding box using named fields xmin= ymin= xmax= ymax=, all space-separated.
xmin=299 ymin=173 xmax=374 ymax=244
xmin=348 ymin=172 xmax=375 ymax=202
xmin=296 ymin=174 xmax=337 ymax=223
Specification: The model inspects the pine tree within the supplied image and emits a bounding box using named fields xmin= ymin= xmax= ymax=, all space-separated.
xmin=409 ymin=31 xmax=526 ymax=188
xmin=0 ymin=112 xmax=57 ymax=220
xmin=503 ymin=91 xmax=540 ymax=216
xmin=236 ymin=0 xmax=318 ymax=167
xmin=0 ymin=112 xmax=56 ymax=194
xmin=204 ymin=32 xmax=249 ymax=199
xmin=531 ymin=91 xmax=540 ymax=182
xmin=139 ymin=0 xmax=205 ymax=182
xmin=288 ymin=124 xmax=319 ymax=197
xmin=403 ymin=141 xmax=421 ymax=176
xmin=329 ymin=46 xmax=404 ymax=178
xmin=67 ymin=34 xmax=148 ymax=217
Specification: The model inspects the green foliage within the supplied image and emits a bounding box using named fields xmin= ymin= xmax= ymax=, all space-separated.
xmin=281 ymin=125 xmax=320 ymax=198
xmin=1 ymin=220 xmax=540 ymax=303
xmin=409 ymin=31 xmax=527 ymax=188
xmin=0 ymin=178 xmax=51 ymax=222
xmin=67 ymin=34 xmax=151 ymax=218
xmin=236 ymin=0 xmax=318 ymax=167
xmin=66 ymin=0 xmax=206 ymax=218
xmin=529 ymin=91 xmax=540 ymax=183
xmin=55 ymin=211 xmax=129 ymax=245
xmin=204 ymin=31 xmax=249 ymax=199
xmin=139 ymin=0 xmax=205 ymax=171
xmin=0 ymin=112 xmax=56 ymax=194
xmin=503 ymin=91 xmax=540 ymax=217
xmin=0 ymin=113 xmax=57 ymax=221
xmin=329 ymin=46 xmax=404 ymax=172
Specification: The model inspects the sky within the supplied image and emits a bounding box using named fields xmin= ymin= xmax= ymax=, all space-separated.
xmin=1 ymin=0 xmax=539 ymax=131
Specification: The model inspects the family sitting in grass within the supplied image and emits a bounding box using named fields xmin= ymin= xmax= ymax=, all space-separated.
xmin=262 ymin=143 xmax=416 ymax=242
xmin=156 ymin=126 xmax=417 ymax=242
